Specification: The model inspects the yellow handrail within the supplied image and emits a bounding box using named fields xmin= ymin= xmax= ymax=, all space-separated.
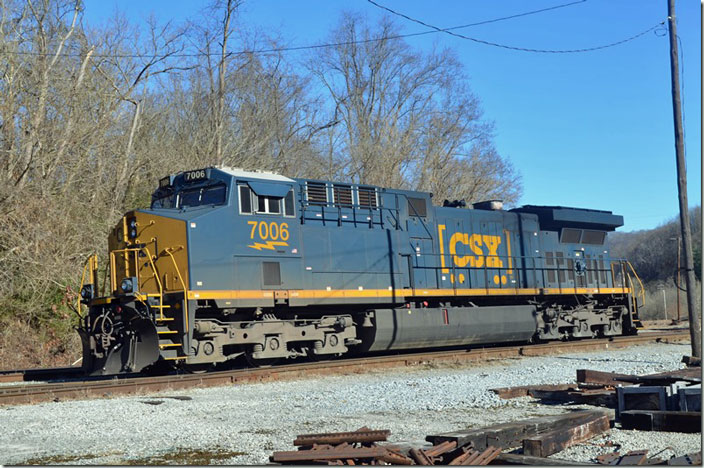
xmin=625 ymin=260 xmax=646 ymax=307
xmin=77 ymin=253 xmax=98 ymax=317
xmin=142 ymin=246 xmax=165 ymax=319
xmin=109 ymin=246 xmax=166 ymax=318
xmin=164 ymin=247 xmax=189 ymax=333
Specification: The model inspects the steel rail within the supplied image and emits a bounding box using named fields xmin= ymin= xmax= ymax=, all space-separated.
xmin=0 ymin=366 xmax=85 ymax=384
xmin=0 ymin=330 xmax=688 ymax=406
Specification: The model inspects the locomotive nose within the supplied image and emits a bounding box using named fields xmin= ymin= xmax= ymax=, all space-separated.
xmin=79 ymin=210 xmax=189 ymax=375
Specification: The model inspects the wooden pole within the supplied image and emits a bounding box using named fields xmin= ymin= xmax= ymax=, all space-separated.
xmin=667 ymin=0 xmax=701 ymax=357
xmin=677 ymin=237 xmax=681 ymax=322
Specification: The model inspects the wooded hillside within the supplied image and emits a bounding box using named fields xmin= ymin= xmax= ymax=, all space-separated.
xmin=608 ymin=206 xmax=702 ymax=320
xmin=0 ymin=0 xmax=520 ymax=367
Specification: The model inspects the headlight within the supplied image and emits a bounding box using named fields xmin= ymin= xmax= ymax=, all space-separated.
xmin=80 ymin=285 xmax=93 ymax=300
xmin=127 ymin=218 xmax=137 ymax=238
xmin=121 ymin=278 xmax=133 ymax=293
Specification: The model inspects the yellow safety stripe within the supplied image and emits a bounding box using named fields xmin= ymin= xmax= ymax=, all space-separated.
xmin=188 ymin=287 xmax=631 ymax=301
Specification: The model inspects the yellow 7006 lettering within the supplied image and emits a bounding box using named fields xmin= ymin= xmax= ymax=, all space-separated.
xmin=247 ymin=221 xmax=290 ymax=251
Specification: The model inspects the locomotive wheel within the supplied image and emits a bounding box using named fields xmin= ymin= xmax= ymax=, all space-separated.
xmin=244 ymin=351 xmax=280 ymax=368
xmin=182 ymin=363 xmax=216 ymax=374
xmin=142 ymin=358 xmax=176 ymax=376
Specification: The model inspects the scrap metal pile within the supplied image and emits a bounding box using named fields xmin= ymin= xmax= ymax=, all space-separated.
xmin=271 ymin=410 xmax=700 ymax=465
xmin=270 ymin=411 xmax=611 ymax=465
xmin=269 ymin=427 xmax=502 ymax=465
xmin=492 ymin=356 xmax=702 ymax=434
xmin=271 ymin=359 xmax=700 ymax=465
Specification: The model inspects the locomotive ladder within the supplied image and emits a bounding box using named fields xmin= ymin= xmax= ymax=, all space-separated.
xmin=151 ymin=294 xmax=184 ymax=362
xmin=155 ymin=248 xmax=190 ymax=361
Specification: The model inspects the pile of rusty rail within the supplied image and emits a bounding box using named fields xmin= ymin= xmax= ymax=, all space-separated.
xmin=491 ymin=362 xmax=701 ymax=433
xmin=271 ymin=411 xmax=609 ymax=465
xmin=270 ymin=411 xmax=701 ymax=465
xmin=270 ymin=427 xmax=501 ymax=465
xmin=426 ymin=409 xmax=611 ymax=465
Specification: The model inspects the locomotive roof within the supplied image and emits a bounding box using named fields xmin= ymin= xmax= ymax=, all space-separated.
xmin=217 ymin=167 xmax=295 ymax=183
xmin=511 ymin=204 xmax=623 ymax=231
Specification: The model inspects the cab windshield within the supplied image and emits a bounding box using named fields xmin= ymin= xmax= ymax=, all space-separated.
xmin=177 ymin=183 xmax=227 ymax=208
xmin=151 ymin=190 xmax=176 ymax=209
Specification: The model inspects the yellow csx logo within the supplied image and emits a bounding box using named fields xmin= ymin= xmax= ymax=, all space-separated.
xmin=449 ymin=233 xmax=503 ymax=268
xmin=247 ymin=221 xmax=290 ymax=251
xmin=437 ymin=225 xmax=513 ymax=285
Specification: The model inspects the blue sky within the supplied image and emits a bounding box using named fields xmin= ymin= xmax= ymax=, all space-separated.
xmin=83 ymin=0 xmax=701 ymax=232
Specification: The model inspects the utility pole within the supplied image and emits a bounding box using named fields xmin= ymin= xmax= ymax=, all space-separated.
xmin=672 ymin=236 xmax=681 ymax=322
xmin=667 ymin=0 xmax=701 ymax=357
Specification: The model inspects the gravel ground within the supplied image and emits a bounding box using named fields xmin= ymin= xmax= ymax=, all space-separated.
xmin=0 ymin=341 xmax=699 ymax=465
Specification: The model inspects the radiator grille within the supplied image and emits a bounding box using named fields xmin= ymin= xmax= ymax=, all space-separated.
xmin=333 ymin=184 xmax=353 ymax=207
xmin=306 ymin=182 xmax=328 ymax=205
xmin=357 ymin=186 xmax=377 ymax=208
xmin=262 ymin=262 xmax=281 ymax=286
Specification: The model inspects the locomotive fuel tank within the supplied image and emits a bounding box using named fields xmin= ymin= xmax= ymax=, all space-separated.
xmin=363 ymin=305 xmax=537 ymax=352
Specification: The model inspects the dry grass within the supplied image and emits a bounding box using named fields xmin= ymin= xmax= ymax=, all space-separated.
xmin=0 ymin=319 xmax=81 ymax=371
xmin=124 ymin=447 xmax=248 ymax=465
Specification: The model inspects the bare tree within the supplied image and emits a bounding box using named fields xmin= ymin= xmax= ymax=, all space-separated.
xmin=308 ymin=13 xmax=522 ymax=204
xmin=0 ymin=3 xmax=525 ymax=368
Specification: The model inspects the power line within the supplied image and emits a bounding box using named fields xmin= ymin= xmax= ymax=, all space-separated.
xmin=0 ymin=0 xmax=605 ymax=59
xmin=390 ymin=0 xmax=588 ymax=31
xmin=366 ymin=0 xmax=665 ymax=54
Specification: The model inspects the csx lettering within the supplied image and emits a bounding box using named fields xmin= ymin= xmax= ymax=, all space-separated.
xmin=448 ymin=232 xmax=503 ymax=268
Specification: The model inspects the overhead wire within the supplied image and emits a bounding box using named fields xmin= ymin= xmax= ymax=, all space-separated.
xmin=388 ymin=0 xmax=589 ymax=31
xmin=0 ymin=0 xmax=626 ymax=59
xmin=366 ymin=0 xmax=665 ymax=54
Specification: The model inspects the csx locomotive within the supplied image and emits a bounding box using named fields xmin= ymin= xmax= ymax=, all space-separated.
xmin=78 ymin=167 xmax=643 ymax=375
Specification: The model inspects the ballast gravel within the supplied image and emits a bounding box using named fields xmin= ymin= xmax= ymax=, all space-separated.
xmin=0 ymin=342 xmax=700 ymax=465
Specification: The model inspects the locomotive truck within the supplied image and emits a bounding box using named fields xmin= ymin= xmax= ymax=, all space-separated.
xmin=77 ymin=167 xmax=643 ymax=375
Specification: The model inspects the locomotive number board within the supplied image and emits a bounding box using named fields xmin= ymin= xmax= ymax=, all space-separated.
xmin=184 ymin=169 xmax=208 ymax=183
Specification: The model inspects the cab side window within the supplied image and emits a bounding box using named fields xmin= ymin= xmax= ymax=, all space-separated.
xmin=239 ymin=185 xmax=253 ymax=214
xmin=239 ymin=184 xmax=295 ymax=217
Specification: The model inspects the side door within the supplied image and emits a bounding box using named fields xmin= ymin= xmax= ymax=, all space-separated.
xmin=405 ymin=196 xmax=436 ymax=291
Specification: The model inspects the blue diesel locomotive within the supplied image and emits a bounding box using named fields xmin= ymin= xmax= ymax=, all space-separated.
xmin=78 ymin=167 xmax=643 ymax=374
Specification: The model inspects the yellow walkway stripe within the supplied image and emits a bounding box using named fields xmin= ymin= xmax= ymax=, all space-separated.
xmin=188 ymin=287 xmax=631 ymax=301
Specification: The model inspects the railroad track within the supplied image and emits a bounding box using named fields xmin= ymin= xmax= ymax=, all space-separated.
xmin=0 ymin=366 xmax=86 ymax=384
xmin=0 ymin=330 xmax=689 ymax=406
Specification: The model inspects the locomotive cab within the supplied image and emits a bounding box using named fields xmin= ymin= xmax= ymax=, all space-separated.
xmin=77 ymin=167 xmax=313 ymax=374
xmin=78 ymin=168 xmax=234 ymax=374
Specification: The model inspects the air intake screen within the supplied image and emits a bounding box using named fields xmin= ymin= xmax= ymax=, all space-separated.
xmin=582 ymin=230 xmax=606 ymax=245
xmin=561 ymin=228 xmax=582 ymax=244
xmin=407 ymin=197 xmax=427 ymax=217
xmin=357 ymin=187 xmax=377 ymax=208
xmin=262 ymin=262 xmax=281 ymax=286
xmin=546 ymin=252 xmax=556 ymax=283
xmin=333 ymin=184 xmax=353 ymax=207
xmin=306 ymin=182 xmax=327 ymax=205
